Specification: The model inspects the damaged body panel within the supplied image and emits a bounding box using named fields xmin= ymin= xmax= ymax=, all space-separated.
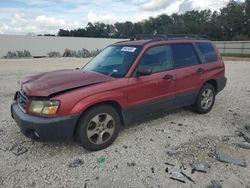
xmin=20 ymin=69 xmax=114 ymax=97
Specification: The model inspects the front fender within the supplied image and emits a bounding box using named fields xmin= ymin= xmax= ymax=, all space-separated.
xmin=70 ymin=91 xmax=127 ymax=114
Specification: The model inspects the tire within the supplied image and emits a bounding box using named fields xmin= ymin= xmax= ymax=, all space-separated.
xmin=192 ymin=83 xmax=216 ymax=114
xmin=77 ymin=105 xmax=121 ymax=151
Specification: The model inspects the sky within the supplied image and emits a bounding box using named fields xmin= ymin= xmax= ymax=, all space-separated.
xmin=0 ymin=0 xmax=245 ymax=35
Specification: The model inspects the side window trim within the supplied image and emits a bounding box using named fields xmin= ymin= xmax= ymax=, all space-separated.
xmin=192 ymin=43 xmax=206 ymax=64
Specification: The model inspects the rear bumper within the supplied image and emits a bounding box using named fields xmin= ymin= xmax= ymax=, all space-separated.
xmin=217 ymin=76 xmax=227 ymax=94
xmin=11 ymin=102 xmax=80 ymax=141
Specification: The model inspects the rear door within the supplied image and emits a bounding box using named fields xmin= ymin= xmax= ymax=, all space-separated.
xmin=195 ymin=42 xmax=223 ymax=81
xmin=126 ymin=45 xmax=175 ymax=112
xmin=171 ymin=43 xmax=204 ymax=107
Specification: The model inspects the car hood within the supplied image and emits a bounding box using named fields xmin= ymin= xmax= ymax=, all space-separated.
xmin=20 ymin=69 xmax=114 ymax=97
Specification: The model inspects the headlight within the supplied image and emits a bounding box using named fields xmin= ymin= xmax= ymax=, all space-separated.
xmin=29 ymin=100 xmax=60 ymax=115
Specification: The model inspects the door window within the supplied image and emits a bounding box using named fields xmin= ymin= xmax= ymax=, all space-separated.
xmin=138 ymin=45 xmax=173 ymax=73
xmin=171 ymin=43 xmax=200 ymax=68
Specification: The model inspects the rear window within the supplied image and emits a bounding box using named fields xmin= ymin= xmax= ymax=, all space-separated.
xmin=196 ymin=43 xmax=218 ymax=63
xmin=171 ymin=43 xmax=200 ymax=68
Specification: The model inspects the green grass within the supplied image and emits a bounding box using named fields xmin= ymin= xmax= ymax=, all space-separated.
xmin=221 ymin=53 xmax=250 ymax=58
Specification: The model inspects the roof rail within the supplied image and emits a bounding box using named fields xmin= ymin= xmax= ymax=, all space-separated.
xmin=135 ymin=34 xmax=208 ymax=41
xmin=115 ymin=39 xmax=131 ymax=44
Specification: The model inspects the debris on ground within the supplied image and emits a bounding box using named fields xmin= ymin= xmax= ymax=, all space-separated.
xmin=169 ymin=177 xmax=186 ymax=183
xmin=167 ymin=149 xmax=177 ymax=157
xmin=68 ymin=159 xmax=84 ymax=168
xmin=208 ymin=152 xmax=215 ymax=158
xmin=207 ymin=180 xmax=222 ymax=188
xmin=222 ymin=136 xmax=230 ymax=142
xmin=165 ymin=167 xmax=169 ymax=173
xmin=156 ymin=128 xmax=169 ymax=133
xmin=127 ymin=162 xmax=136 ymax=167
xmin=11 ymin=145 xmax=28 ymax=156
xmin=165 ymin=162 xmax=195 ymax=184
xmin=170 ymin=173 xmax=185 ymax=181
xmin=151 ymin=167 xmax=154 ymax=173
xmin=233 ymin=112 xmax=239 ymax=116
xmin=181 ymin=171 xmax=195 ymax=183
xmin=146 ymin=175 xmax=153 ymax=179
xmin=84 ymin=183 xmax=87 ymax=188
xmin=180 ymin=162 xmax=187 ymax=170
xmin=240 ymin=130 xmax=250 ymax=143
xmin=165 ymin=162 xmax=175 ymax=167
xmin=169 ymin=170 xmax=186 ymax=183
xmin=191 ymin=161 xmax=210 ymax=173
xmin=122 ymin=145 xmax=128 ymax=149
xmin=214 ymin=146 xmax=247 ymax=167
xmin=97 ymin=157 xmax=105 ymax=164
xmin=237 ymin=125 xmax=250 ymax=143
xmin=236 ymin=142 xmax=250 ymax=150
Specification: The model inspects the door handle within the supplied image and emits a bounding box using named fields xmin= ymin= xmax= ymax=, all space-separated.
xmin=197 ymin=68 xmax=204 ymax=74
xmin=163 ymin=74 xmax=173 ymax=80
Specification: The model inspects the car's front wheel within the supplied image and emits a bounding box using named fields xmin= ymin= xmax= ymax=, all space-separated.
xmin=193 ymin=83 xmax=216 ymax=114
xmin=77 ymin=105 xmax=121 ymax=151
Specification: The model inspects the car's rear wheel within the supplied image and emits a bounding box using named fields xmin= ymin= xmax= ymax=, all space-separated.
xmin=193 ymin=83 xmax=215 ymax=114
xmin=77 ymin=105 xmax=121 ymax=151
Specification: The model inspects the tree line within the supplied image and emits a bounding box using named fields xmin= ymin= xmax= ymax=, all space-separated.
xmin=57 ymin=0 xmax=250 ymax=41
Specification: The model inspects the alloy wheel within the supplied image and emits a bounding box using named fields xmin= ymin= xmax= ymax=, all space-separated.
xmin=87 ymin=113 xmax=115 ymax=145
xmin=200 ymin=88 xmax=214 ymax=110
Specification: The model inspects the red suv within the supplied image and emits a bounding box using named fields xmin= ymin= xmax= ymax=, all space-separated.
xmin=11 ymin=35 xmax=227 ymax=151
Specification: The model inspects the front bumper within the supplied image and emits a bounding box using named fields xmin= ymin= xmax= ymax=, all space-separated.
xmin=11 ymin=102 xmax=80 ymax=141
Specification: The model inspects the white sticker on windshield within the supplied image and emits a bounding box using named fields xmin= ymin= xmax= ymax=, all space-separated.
xmin=121 ymin=47 xmax=137 ymax=52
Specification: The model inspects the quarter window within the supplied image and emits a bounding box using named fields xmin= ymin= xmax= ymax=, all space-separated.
xmin=138 ymin=45 xmax=173 ymax=73
xmin=171 ymin=43 xmax=200 ymax=68
xmin=196 ymin=43 xmax=218 ymax=63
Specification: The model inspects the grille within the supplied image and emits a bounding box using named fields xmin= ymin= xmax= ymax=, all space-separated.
xmin=17 ymin=90 xmax=28 ymax=112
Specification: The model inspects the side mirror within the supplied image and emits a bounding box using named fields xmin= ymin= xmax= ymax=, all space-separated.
xmin=136 ymin=66 xmax=152 ymax=76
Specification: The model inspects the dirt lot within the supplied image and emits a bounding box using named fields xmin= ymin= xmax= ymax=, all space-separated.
xmin=0 ymin=58 xmax=250 ymax=188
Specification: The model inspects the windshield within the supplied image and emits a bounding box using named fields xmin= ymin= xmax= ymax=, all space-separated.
xmin=83 ymin=45 xmax=141 ymax=78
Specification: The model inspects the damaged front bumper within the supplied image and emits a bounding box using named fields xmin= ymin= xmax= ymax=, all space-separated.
xmin=11 ymin=102 xmax=80 ymax=141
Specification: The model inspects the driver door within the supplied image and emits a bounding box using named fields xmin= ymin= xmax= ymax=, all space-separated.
xmin=126 ymin=45 xmax=175 ymax=114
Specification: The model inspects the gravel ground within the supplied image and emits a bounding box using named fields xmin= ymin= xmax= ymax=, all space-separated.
xmin=0 ymin=58 xmax=250 ymax=188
